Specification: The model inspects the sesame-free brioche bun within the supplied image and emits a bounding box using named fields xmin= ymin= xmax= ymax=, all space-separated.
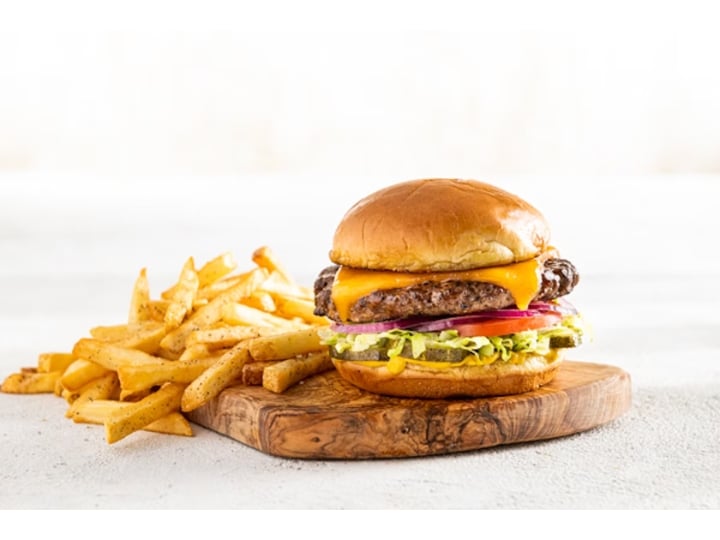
xmin=331 ymin=351 xmax=563 ymax=399
xmin=330 ymin=178 xmax=550 ymax=272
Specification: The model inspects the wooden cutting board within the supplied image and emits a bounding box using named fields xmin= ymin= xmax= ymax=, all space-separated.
xmin=187 ymin=360 xmax=631 ymax=459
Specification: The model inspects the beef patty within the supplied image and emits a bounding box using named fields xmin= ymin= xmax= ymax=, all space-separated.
xmin=313 ymin=257 xmax=579 ymax=323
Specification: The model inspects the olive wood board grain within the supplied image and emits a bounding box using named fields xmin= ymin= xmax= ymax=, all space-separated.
xmin=187 ymin=360 xmax=631 ymax=460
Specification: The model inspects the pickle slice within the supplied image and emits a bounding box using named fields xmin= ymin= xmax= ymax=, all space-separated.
xmin=330 ymin=344 xmax=468 ymax=363
xmin=548 ymin=334 xmax=581 ymax=348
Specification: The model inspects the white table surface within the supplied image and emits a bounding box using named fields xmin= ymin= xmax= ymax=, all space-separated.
xmin=1 ymin=173 xmax=719 ymax=509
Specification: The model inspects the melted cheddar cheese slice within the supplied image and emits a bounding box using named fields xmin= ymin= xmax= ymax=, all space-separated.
xmin=331 ymin=258 xmax=541 ymax=321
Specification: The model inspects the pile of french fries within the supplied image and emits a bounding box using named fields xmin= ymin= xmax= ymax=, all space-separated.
xmin=0 ymin=247 xmax=332 ymax=444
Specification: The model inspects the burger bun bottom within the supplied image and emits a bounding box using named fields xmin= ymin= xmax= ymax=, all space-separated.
xmin=331 ymin=351 xmax=563 ymax=399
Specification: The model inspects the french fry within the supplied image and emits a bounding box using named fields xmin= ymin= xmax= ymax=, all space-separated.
xmin=90 ymin=323 xmax=135 ymax=342
xmin=131 ymin=412 xmax=194 ymax=436
xmin=54 ymin=375 xmax=64 ymax=396
xmin=74 ymin=400 xmax=192 ymax=436
xmin=147 ymin=300 xmax=170 ymax=321
xmin=1 ymin=370 xmax=61 ymax=394
xmin=72 ymin=339 xmax=164 ymax=371
xmin=271 ymin=294 xmax=330 ymax=326
xmin=156 ymin=348 xmax=181 ymax=361
xmin=178 ymin=343 xmax=213 ymax=362
xmin=119 ymin=387 xmax=152 ymax=402
xmin=181 ymin=344 xmax=251 ymax=412
xmin=252 ymin=246 xmax=295 ymax=286
xmin=163 ymin=252 xmax=238 ymax=301
xmin=222 ymin=302 xmax=307 ymax=330
xmin=128 ymin=268 xmax=151 ymax=323
xmin=60 ymin=359 xmax=110 ymax=392
xmin=37 ymin=352 xmax=75 ymax=374
xmin=197 ymin=252 xmax=237 ymax=288
xmin=192 ymin=298 xmax=209 ymax=309
xmin=242 ymin=291 xmax=277 ymax=313
xmin=105 ymin=382 xmax=186 ymax=443
xmin=73 ymin=399 xmax=119 ymax=423
xmin=65 ymin=372 xmax=120 ymax=419
xmin=62 ymin=387 xmax=81 ymax=404
xmin=260 ymin=271 xmax=314 ymax=301
xmin=195 ymin=273 xmax=245 ymax=302
xmin=115 ymin=323 xmax=166 ymax=354
xmin=241 ymin=360 xmax=278 ymax=386
xmin=185 ymin=325 xmax=273 ymax=350
xmin=117 ymin=356 xmax=219 ymax=395
xmin=248 ymin=327 xmax=324 ymax=362
xmin=164 ymin=257 xmax=199 ymax=329
xmin=262 ymin=352 xmax=334 ymax=393
xmin=159 ymin=267 xmax=269 ymax=354
xmin=89 ymin=321 xmax=165 ymax=346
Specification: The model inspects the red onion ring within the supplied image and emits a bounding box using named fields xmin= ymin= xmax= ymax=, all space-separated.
xmin=331 ymin=317 xmax=436 ymax=334
xmin=331 ymin=302 xmax=575 ymax=334
xmin=529 ymin=300 xmax=577 ymax=315
xmin=411 ymin=313 xmax=526 ymax=332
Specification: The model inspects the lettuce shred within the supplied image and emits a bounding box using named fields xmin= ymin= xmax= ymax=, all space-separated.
xmin=321 ymin=315 xmax=587 ymax=363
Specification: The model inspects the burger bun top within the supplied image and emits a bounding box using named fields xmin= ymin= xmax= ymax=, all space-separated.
xmin=330 ymin=178 xmax=550 ymax=272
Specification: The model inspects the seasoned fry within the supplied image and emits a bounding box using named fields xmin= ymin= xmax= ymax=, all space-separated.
xmin=115 ymin=322 xmax=167 ymax=354
xmin=242 ymin=291 xmax=277 ymax=313
xmin=94 ymin=322 xmax=168 ymax=345
xmin=54 ymin=375 xmax=64 ymax=396
xmin=178 ymin=343 xmax=213 ymax=362
xmin=164 ymin=257 xmax=199 ymax=329
xmin=37 ymin=352 xmax=75 ymax=374
xmin=156 ymin=348 xmax=181 ymax=361
xmin=271 ymin=294 xmax=330 ymax=326
xmin=128 ymin=268 xmax=151 ymax=323
xmin=222 ymin=302 xmax=306 ymax=330
xmin=119 ymin=387 xmax=152 ymax=402
xmin=147 ymin=300 xmax=170 ymax=321
xmin=181 ymin=344 xmax=251 ymax=412
xmin=252 ymin=246 xmax=295 ymax=284
xmin=159 ymin=267 xmax=269 ymax=354
xmin=262 ymin=352 xmax=333 ymax=393
xmin=165 ymin=253 xmax=237 ymax=300
xmin=241 ymin=360 xmax=278 ymax=386
xmin=185 ymin=325 xmax=273 ymax=350
xmin=197 ymin=252 xmax=237 ymax=288
xmin=260 ymin=271 xmax=313 ymax=301
xmin=62 ymin=387 xmax=81 ymax=404
xmin=248 ymin=327 xmax=324 ymax=362
xmin=90 ymin=323 xmax=137 ymax=342
xmin=135 ymin=412 xmax=195 ymax=436
xmin=74 ymin=400 xmax=192 ymax=436
xmin=60 ymin=359 xmax=110 ymax=392
xmin=105 ymin=382 xmax=185 ymax=443
xmin=72 ymin=339 xmax=164 ymax=371
xmin=1 ymin=370 xmax=62 ymax=394
xmin=117 ymin=356 xmax=219 ymax=394
xmin=65 ymin=372 xmax=120 ymax=419
xmin=195 ymin=273 xmax=245 ymax=302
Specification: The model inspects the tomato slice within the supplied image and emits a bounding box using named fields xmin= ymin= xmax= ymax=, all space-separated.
xmin=454 ymin=312 xmax=562 ymax=337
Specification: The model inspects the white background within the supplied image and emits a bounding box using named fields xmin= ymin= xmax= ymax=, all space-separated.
xmin=2 ymin=2 xmax=720 ymax=178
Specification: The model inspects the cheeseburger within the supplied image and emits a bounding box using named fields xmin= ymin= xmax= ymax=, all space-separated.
xmin=313 ymin=178 xmax=585 ymax=398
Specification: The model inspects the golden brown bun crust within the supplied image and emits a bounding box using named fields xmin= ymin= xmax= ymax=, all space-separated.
xmin=330 ymin=178 xmax=550 ymax=272
xmin=331 ymin=352 xmax=562 ymax=398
